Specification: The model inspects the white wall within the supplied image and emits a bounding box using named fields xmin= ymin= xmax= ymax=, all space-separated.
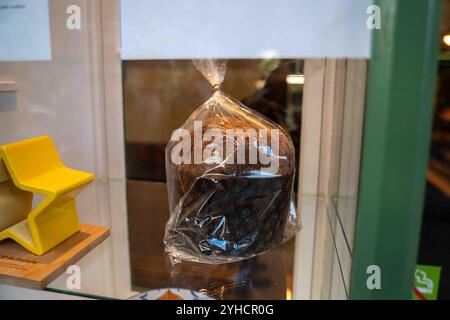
xmin=121 ymin=0 xmax=372 ymax=60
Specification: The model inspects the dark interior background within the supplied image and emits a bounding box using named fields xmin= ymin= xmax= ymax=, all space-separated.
xmin=417 ymin=0 xmax=450 ymax=300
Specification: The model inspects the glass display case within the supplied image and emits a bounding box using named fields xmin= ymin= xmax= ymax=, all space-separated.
xmin=0 ymin=0 xmax=443 ymax=300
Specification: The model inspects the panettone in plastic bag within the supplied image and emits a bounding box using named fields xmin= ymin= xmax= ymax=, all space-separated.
xmin=164 ymin=60 xmax=301 ymax=264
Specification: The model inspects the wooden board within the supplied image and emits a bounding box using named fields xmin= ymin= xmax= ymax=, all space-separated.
xmin=0 ymin=224 xmax=110 ymax=289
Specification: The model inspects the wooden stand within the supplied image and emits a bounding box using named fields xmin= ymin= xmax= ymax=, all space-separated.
xmin=0 ymin=224 xmax=110 ymax=289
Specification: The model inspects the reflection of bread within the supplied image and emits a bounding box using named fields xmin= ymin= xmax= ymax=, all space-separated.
xmin=165 ymin=92 xmax=296 ymax=261
xmin=157 ymin=290 xmax=184 ymax=300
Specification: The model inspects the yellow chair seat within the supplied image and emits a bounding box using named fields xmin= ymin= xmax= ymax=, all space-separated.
xmin=26 ymin=167 xmax=94 ymax=195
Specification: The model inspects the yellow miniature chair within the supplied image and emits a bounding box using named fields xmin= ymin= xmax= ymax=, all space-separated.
xmin=0 ymin=136 xmax=94 ymax=255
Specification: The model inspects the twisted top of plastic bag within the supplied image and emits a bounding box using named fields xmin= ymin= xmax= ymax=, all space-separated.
xmin=193 ymin=59 xmax=227 ymax=90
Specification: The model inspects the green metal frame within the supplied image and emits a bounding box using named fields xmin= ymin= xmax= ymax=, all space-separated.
xmin=350 ymin=0 xmax=442 ymax=299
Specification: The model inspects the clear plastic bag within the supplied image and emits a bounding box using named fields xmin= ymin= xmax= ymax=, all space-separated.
xmin=164 ymin=60 xmax=301 ymax=264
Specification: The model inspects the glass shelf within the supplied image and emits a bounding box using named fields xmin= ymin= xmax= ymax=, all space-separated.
xmin=41 ymin=195 xmax=331 ymax=300
xmin=37 ymin=195 xmax=357 ymax=300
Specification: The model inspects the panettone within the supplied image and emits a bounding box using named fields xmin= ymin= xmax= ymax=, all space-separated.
xmin=164 ymin=60 xmax=300 ymax=264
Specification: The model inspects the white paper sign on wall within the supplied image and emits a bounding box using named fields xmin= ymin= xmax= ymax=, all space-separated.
xmin=0 ymin=0 xmax=51 ymax=61
xmin=120 ymin=0 xmax=372 ymax=60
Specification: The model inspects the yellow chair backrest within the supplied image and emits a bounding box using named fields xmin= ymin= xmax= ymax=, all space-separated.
xmin=1 ymin=136 xmax=63 ymax=184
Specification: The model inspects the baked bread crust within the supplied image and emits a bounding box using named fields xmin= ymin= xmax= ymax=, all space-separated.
xmin=165 ymin=91 xmax=296 ymax=261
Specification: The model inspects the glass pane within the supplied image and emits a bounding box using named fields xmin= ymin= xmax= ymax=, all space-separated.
xmin=0 ymin=2 xmax=370 ymax=301
xmin=124 ymin=59 xmax=304 ymax=299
